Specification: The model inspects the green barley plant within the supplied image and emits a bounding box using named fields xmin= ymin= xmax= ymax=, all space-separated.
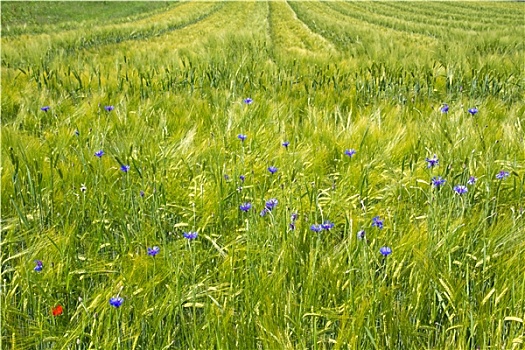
xmin=1 ymin=1 xmax=524 ymax=349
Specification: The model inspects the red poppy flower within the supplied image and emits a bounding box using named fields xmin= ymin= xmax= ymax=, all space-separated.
xmin=52 ymin=305 xmax=63 ymax=317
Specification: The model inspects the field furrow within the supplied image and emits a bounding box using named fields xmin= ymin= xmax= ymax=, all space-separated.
xmin=288 ymin=1 xmax=439 ymax=62
xmin=268 ymin=1 xmax=337 ymax=60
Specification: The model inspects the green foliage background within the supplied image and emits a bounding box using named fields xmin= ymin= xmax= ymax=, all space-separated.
xmin=1 ymin=1 xmax=524 ymax=349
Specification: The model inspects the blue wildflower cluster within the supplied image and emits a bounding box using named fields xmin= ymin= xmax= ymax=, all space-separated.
xmin=310 ymin=220 xmax=335 ymax=232
xmin=426 ymin=155 xmax=510 ymax=195
xmin=261 ymin=198 xmax=278 ymax=217
xmin=27 ymin=98 xmax=520 ymax=317
xmin=437 ymin=104 xmax=478 ymax=115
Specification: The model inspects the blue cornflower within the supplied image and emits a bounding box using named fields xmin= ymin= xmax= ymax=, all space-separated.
xmin=425 ymin=155 xmax=439 ymax=168
xmin=321 ymin=220 xmax=334 ymax=230
xmin=240 ymin=202 xmax=252 ymax=212
xmin=260 ymin=208 xmax=269 ymax=217
xmin=95 ymin=150 xmax=104 ymax=158
xmin=140 ymin=190 xmax=145 ymax=197
xmin=240 ymin=175 xmax=245 ymax=182
xmin=104 ymin=106 xmax=114 ymax=112
xmin=468 ymin=107 xmax=478 ymax=116
xmin=41 ymin=106 xmax=50 ymax=112
xmin=147 ymin=246 xmax=160 ymax=256
xmin=120 ymin=165 xmax=130 ymax=173
xmin=268 ymin=166 xmax=278 ymax=174
xmin=344 ymin=149 xmax=356 ymax=158
xmin=441 ymin=104 xmax=449 ymax=113
xmin=183 ymin=232 xmax=198 ymax=240
xmin=467 ymin=176 xmax=477 ymax=185
xmin=238 ymin=134 xmax=247 ymax=141
xmin=379 ymin=246 xmax=392 ymax=256
xmin=243 ymin=98 xmax=253 ymax=105
xmin=289 ymin=213 xmax=298 ymax=230
xmin=310 ymin=224 xmax=323 ymax=233
xmin=224 ymin=174 xmax=230 ymax=181
xmin=495 ymin=170 xmax=510 ymax=180
xmin=282 ymin=141 xmax=290 ymax=148
xmin=432 ymin=176 xmax=446 ymax=188
xmin=357 ymin=230 xmax=365 ymax=240
xmin=372 ymin=216 xmax=383 ymax=229
xmin=34 ymin=260 xmax=43 ymax=272
xmin=265 ymin=198 xmax=278 ymax=210
xmin=453 ymin=185 xmax=468 ymax=195
xmin=109 ymin=297 xmax=123 ymax=308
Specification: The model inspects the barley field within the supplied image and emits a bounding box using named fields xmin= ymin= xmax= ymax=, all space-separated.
xmin=1 ymin=1 xmax=524 ymax=349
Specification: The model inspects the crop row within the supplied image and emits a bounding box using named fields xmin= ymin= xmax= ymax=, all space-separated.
xmin=1 ymin=2 xmax=223 ymax=68
xmin=0 ymin=2 xmax=182 ymax=37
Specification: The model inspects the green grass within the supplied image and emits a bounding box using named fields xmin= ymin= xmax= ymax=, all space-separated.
xmin=1 ymin=1 xmax=524 ymax=349
xmin=1 ymin=1 xmax=176 ymax=36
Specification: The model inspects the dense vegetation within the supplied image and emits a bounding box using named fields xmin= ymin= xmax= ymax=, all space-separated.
xmin=1 ymin=1 xmax=524 ymax=349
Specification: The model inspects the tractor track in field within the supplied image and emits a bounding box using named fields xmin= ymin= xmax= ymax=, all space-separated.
xmin=287 ymin=1 xmax=439 ymax=53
